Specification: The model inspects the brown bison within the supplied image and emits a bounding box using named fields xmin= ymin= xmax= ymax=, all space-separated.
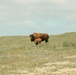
xmin=29 ymin=32 xmax=49 ymax=45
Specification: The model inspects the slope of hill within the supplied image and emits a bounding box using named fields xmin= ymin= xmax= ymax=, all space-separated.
xmin=0 ymin=32 xmax=76 ymax=75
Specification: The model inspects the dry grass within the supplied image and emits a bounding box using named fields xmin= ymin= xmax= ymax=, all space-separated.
xmin=0 ymin=32 xmax=76 ymax=75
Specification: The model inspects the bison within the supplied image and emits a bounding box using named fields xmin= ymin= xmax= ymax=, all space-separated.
xmin=29 ymin=32 xmax=49 ymax=45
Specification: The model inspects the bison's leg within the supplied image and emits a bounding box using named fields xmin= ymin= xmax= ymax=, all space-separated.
xmin=45 ymin=39 xmax=48 ymax=43
xmin=35 ymin=42 xmax=38 ymax=45
xmin=35 ymin=41 xmax=41 ymax=45
xmin=39 ymin=41 xmax=41 ymax=44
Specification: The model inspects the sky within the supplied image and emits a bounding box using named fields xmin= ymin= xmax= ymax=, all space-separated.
xmin=0 ymin=0 xmax=76 ymax=36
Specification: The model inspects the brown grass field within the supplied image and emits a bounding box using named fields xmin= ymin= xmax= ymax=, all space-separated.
xmin=0 ymin=32 xmax=76 ymax=75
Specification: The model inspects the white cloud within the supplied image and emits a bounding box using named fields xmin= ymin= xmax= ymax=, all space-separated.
xmin=51 ymin=0 xmax=68 ymax=6
xmin=9 ymin=0 xmax=41 ymax=5
xmin=0 ymin=0 xmax=76 ymax=35
xmin=0 ymin=0 xmax=76 ymax=22
xmin=24 ymin=20 xmax=39 ymax=28
xmin=44 ymin=22 xmax=57 ymax=28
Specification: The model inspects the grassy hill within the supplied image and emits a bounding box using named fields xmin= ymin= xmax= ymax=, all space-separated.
xmin=0 ymin=32 xmax=76 ymax=75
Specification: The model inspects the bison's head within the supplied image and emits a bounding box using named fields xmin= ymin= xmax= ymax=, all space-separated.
xmin=29 ymin=34 xmax=34 ymax=42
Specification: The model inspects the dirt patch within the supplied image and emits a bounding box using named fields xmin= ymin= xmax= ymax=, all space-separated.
xmin=44 ymin=61 xmax=70 ymax=66
xmin=8 ymin=61 xmax=76 ymax=75
xmin=0 ymin=65 xmax=12 ymax=68
xmin=59 ymin=68 xmax=76 ymax=72
xmin=64 ymin=55 xmax=76 ymax=59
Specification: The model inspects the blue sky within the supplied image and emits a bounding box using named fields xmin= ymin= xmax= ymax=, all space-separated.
xmin=0 ymin=0 xmax=76 ymax=36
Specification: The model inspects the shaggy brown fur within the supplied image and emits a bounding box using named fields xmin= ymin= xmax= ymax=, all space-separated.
xmin=29 ymin=32 xmax=49 ymax=45
xmin=34 ymin=38 xmax=42 ymax=45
